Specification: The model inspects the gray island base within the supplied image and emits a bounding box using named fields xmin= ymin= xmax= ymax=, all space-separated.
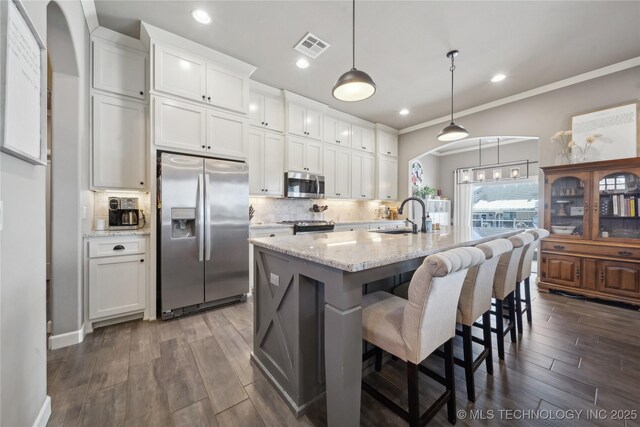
xmin=249 ymin=228 xmax=518 ymax=427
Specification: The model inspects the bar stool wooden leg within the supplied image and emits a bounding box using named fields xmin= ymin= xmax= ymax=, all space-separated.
xmin=407 ymin=362 xmax=420 ymax=427
xmin=508 ymin=293 xmax=517 ymax=343
xmin=462 ymin=325 xmax=475 ymax=402
xmin=495 ymin=299 xmax=505 ymax=360
xmin=515 ymin=282 xmax=524 ymax=334
xmin=482 ymin=312 xmax=493 ymax=374
xmin=375 ymin=347 xmax=383 ymax=372
xmin=524 ymin=277 xmax=532 ymax=323
xmin=444 ymin=339 xmax=456 ymax=424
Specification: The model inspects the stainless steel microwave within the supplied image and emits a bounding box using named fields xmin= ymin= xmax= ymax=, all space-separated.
xmin=285 ymin=171 xmax=325 ymax=199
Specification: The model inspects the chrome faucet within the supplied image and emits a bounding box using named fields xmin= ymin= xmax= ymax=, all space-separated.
xmin=398 ymin=197 xmax=427 ymax=233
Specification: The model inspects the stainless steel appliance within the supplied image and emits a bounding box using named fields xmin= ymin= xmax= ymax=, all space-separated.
xmin=108 ymin=197 xmax=140 ymax=229
xmin=159 ymin=152 xmax=249 ymax=319
xmin=278 ymin=220 xmax=334 ymax=235
xmin=285 ymin=171 xmax=325 ymax=198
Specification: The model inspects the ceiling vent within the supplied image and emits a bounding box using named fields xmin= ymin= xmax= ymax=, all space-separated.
xmin=294 ymin=32 xmax=330 ymax=59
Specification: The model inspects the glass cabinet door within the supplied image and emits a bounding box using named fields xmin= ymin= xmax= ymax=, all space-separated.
xmin=593 ymin=169 xmax=640 ymax=241
xmin=546 ymin=172 xmax=590 ymax=239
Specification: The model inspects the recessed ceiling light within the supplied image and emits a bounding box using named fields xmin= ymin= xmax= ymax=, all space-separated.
xmin=192 ymin=10 xmax=211 ymax=24
xmin=296 ymin=58 xmax=309 ymax=69
xmin=491 ymin=73 xmax=506 ymax=83
xmin=399 ymin=108 xmax=410 ymax=116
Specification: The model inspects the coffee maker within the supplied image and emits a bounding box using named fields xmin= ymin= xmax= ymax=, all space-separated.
xmin=108 ymin=197 xmax=140 ymax=229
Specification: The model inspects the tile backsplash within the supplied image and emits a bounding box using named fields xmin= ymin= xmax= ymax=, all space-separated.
xmin=93 ymin=192 xmax=151 ymax=229
xmin=249 ymin=197 xmax=398 ymax=224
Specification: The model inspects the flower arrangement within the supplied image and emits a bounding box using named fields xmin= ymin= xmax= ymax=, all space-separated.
xmin=551 ymin=130 xmax=602 ymax=163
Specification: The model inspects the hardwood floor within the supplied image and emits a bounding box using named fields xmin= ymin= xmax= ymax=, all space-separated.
xmin=47 ymin=282 xmax=640 ymax=426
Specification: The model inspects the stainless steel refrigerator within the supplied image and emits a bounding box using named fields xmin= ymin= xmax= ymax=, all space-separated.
xmin=159 ymin=152 xmax=249 ymax=319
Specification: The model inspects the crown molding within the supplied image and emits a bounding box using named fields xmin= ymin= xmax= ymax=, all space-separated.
xmin=400 ymin=56 xmax=640 ymax=135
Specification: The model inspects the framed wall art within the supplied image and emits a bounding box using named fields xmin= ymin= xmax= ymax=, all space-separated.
xmin=0 ymin=0 xmax=47 ymax=165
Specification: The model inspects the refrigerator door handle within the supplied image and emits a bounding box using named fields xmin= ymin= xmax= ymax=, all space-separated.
xmin=197 ymin=173 xmax=204 ymax=262
xmin=204 ymin=173 xmax=212 ymax=261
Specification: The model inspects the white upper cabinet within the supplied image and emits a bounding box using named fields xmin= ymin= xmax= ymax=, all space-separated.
xmin=324 ymin=116 xmax=351 ymax=147
xmin=287 ymin=102 xmax=322 ymax=140
xmin=324 ymin=145 xmax=351 ymax=199
xmin=249 ymin=129 xmax=284 ymax=196
xmin=154 ymin=44 xmax=207 ymax=103
xmin=351 ymin=151 xmax=375 ymax=200
xmin=154 ymin=96 xmax=206 ymax=152
xmin=287 ymin=137 xmax=322 ymax=174
xmin=376 ymin=128 xmax=399 ymax=157
xmin=249 ymin=91 xmax=284 ymax=133
xmin=93 ymin=40 xmax=146 ymax=100
xmin=92 ymin=94 xmax=147 ymax=190
xmin=154 ymin=43 xmax=250 ymax=114
xmin=377 ymin=155 xmax=398 ymax=201
xmin=352 ymin=125 xmax=375 ymax=153
xmin=206 ymin=63 xmax=249 ymax=114
xmin=206 ymin=109 xmax=247 ymax=159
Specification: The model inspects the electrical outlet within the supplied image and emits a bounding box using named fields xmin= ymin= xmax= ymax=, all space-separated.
xmin=270 ymin=273 xmax=280 ymax=286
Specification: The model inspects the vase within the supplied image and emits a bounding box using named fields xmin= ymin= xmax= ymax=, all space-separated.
xmin=555 ymin=153 xmax=570 ymax=165
xmin=570 ymin=150 xmax=590 ymax=164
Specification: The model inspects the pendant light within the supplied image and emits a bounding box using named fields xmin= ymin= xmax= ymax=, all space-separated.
xmin=332 ymin=0 xmax=376 ymax=101
xmin=437 ymin=50 xmax=469 ymax=142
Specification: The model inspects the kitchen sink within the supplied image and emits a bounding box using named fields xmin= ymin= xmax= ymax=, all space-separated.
xmin=369 ymin=229 xmax=414 ymax=235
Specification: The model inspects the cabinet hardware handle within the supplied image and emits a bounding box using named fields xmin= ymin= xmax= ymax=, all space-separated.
xmin=207 ymin=96 xmax=211 ymax=101
xmin=261 ymin=122 xmax=265 ymax=125
xmin=594 ymin=202 xmax=598 ymax=212
xmin=113 ymin=245 xmax=125 ymax=251
xmin=139 ymin=91 xmax=144 ymax=95
xmin=140 ymin=259 xmax=144 ymax=263
xmin=575 ymin=266 xmax=580 ymax=279
xmin=269 ymin=234 xmax=276 ymax=237
xmin=207 ymin=146 xmax=211 ymax=149
xmin=387 ymin=151 xmax=391 ymax=154
xmin=600 ymin=269 xmax=605 ymax=283
xmin=618 ymin=250 xmax=633 ymax=256
xmin=553 ymin=245 xmax=565 ymax=250
xmin=265 ymin=123 xmax=268 ymax=126
xmin=140 ymin=181 xmax=144 ymax=185
xmin=362 ymin=146 xmax=366 ymax=149
xmin=202 ymin=95 xmax=206 ymax=100
xmin=202 ymin=145 xmax=206 ymax=148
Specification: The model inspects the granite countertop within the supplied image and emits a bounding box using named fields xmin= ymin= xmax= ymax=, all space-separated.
xmin=250 ymin=228 xmax=519 ymax=272
xmin=83 ymin=229 xmax=151 ymax=238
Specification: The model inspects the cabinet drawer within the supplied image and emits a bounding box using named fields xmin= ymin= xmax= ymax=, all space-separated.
xmin=541 ymin=240 xmax=640 ymax=259
xmin=89 ymin=237 xmax=147 ymax=258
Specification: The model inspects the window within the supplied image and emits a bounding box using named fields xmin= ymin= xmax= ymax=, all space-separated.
xmin=471 ymin=179 xmax=539 ymax=237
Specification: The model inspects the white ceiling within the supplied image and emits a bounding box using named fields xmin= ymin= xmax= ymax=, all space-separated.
xmin=94 ymin=1 xmax=640 ymax=130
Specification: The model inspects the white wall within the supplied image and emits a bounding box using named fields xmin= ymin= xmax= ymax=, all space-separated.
xmin=398 ymin=67 xmax=640 ymax=199
xmin=0 ymin=0 xmax=89 ymax=425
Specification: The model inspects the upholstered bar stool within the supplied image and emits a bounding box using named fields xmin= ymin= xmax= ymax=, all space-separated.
xmin=455 ymin=238 xmax=512 ymax=402
xmin=514 ymin=228 xmax=550 ymax=333
xmin=361 ymin=247 xmax=485 ymax=426
xmin=492 ymin=233 xmax=533 ymax=359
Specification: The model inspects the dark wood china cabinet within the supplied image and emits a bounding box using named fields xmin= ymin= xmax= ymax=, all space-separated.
xmin=540 ymin=157 xmax=640 ymax=305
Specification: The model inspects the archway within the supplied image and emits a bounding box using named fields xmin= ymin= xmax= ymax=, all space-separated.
xmin=46 ymin=1 xmax=84 ymax=345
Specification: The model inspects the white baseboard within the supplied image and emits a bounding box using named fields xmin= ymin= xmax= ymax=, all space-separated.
xmin=48 ymin=323 xmax=85 ymax=350
xmin=32 ymin=396 xmax=51 ymax=427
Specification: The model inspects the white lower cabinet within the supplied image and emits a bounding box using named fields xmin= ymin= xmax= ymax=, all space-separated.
xmin=377 ymin=156 xmax=398 ymax=201
xmin=323 ymin=145 xmax=351 ymax=198
xmin=88 ymin=236 xmax=147 ymax=320
xmin=351 ymin=151 xmax=375 ymax=200
xmin=249 ymin=128 xmax=284 ymax=196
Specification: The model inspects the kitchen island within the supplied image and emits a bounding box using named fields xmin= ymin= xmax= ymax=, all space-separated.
xmin=249 ymin=228 xmax=518 ymax=427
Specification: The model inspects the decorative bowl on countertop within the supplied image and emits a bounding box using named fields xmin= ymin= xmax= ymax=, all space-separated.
xmin=551 ymin=225 xmax=576 ymax=235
